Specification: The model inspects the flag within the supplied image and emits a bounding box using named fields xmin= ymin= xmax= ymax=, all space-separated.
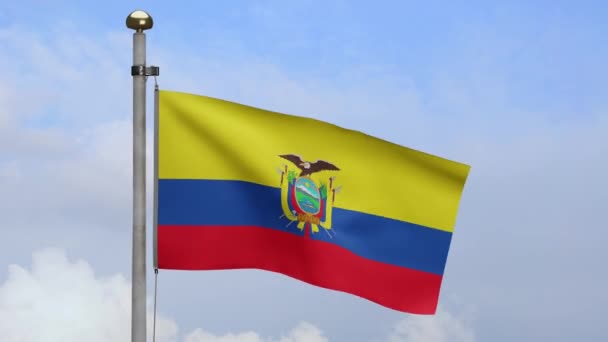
xmin=154 ymin=90 xmax=470 ymax=314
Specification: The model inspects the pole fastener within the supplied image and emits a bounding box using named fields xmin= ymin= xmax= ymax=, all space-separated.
xmin=131 ymin=65 xmax=160 ymax=76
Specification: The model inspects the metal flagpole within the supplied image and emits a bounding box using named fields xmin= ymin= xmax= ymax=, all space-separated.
xmin=126 ymin=10 xmax=159 ymax=342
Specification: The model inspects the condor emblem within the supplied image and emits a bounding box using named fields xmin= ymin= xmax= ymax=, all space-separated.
xmin=277 ymin=154 xmax=342 ymax=237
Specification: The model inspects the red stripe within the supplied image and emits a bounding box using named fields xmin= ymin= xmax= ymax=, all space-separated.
xmin=157 ymin=225 xmax=442 ymax=314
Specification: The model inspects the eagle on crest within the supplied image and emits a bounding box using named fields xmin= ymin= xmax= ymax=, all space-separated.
xmin=279 ymin=154 xmax=339 ymax=176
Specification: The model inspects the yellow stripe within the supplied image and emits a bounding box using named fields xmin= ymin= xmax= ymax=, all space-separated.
xmin=158 ymin=90 xmax=470 ymax=232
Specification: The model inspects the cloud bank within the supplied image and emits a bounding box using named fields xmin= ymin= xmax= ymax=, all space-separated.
xmin=0 ymin=249 xmax=474 ymax=342
xmin=0 ymin=248 xmax=176 ymax=342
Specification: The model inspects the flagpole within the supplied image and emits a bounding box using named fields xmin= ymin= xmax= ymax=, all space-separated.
xmin=126 ymin=10 xmax=158 ymax=342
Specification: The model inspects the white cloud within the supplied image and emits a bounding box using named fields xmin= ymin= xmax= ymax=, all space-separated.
xmin=0 ymin=248 xmax=178 ymax=342
xmin=0 ymin=249 xmax=475 ymax=342
xmin=387 ymin=307 xmax=475 ymax=342
xmin=185 ymin=322 xmax=327 ymax=342
xmin=186 ymin=331 xmax=262 ymax=342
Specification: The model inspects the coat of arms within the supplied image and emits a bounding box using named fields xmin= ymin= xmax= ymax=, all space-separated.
xmin=277 ymin=154 xmax=342 ymax=238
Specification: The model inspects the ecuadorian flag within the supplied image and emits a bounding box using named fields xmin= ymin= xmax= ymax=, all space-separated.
xmin=154 ymin=90 xmax=470 ymax=314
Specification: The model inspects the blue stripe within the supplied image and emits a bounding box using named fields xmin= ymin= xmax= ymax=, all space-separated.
xmin=157 ymin=179 xmax=452 ymax=275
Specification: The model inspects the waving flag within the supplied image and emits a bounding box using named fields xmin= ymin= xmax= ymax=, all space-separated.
xmin=154 ymin=90 xmax=470 ymax=314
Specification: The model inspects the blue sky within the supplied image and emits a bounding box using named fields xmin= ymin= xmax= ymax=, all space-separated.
xmin=1 ymin=1 xmax=607 ymax=341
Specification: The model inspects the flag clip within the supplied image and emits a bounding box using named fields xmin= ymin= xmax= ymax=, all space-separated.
xmin=131 ymin=65 xmax=160 ymax=76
